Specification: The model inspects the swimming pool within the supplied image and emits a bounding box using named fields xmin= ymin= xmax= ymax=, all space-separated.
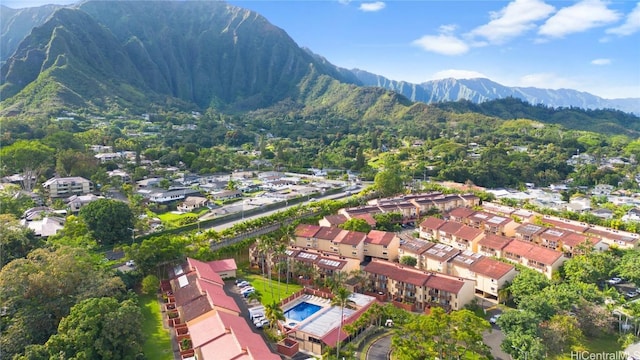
xmin=284 ymin=301 xmax=322 ymax=322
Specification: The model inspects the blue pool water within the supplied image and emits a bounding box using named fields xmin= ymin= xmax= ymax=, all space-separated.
xmin=284 ymin=301 xmax=322 ymax=322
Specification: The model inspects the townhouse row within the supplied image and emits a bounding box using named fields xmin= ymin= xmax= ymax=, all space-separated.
xmin=162 ymin=258 xmax=280 ymax=360
xmin=291 ymin=224 xmax=516 ymax=306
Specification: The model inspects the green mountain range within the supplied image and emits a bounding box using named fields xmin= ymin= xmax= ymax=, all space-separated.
xmin=1 ymin=1 xmax=638 ymax=135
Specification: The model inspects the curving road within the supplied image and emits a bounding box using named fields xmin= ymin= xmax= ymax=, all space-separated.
xmin=366 ymin=334 xmax=392 ymax=360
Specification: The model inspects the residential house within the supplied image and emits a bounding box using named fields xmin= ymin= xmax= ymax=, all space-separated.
xmin=397 ymin=237 xmax=436 ymax=270
xmin=585 ymin=227 xmax=639 ymax=250
xmin=418 ymin=216 xmax=446 ymax=241
xmin=470 ymin=257 xmax=517 ymax=302
xmin=592 ymin=208 xmax=614 ymax=220
xmin=363 ymin=259 xmax=475 ymax=311
xmin=141 ymin=188 xmax=202 ymax=204
xmin=446 ymin=206 xmax=476 ymax=224
xmin=177 ymin=196 xmax=210 ymax=213
xmin=514 ymin=223 xmax=546 ymax=243
xmin=293 ymin=224 xmax=322 ymax=249
xmin=421 ymin=243 xmax=461 ymax=274
xmin=477 ymin=234 xmax=513 ymax=258
xmin=364 ymin=230 xmax=400 ymax=261
xmin=20 ymin=216 xmax=65 ymax=237
xmin=319 ymin=214 xmax=348 ymax=227
xmin=136 ymin=177 xmax=162 ymax=189
xmin=503 ymin=239 xmax=565 ymax=279
xmin=66 ymin=194 xmax=104 ymax=212
xmin=166 ymin=258 xmax=280 ymax=360
xmin=42 ymin=176 xmax=93 ymax=198
xmin=560 ymin=231 xmax=608 ymax=256
xmin=591 ymin=184 xmax=614 ymax=195
xmin=210 ymin=190 xmax=242 ymax=201
xmin=622 ymin=208 xmax=640 ymax=222
xmin=187 ymin=310 xmax=280 ymax=360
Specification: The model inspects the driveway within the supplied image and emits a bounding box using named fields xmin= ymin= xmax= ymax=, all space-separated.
xmin=366 ymin=334 xmax=392 ymax=360
xmin=483 ymin=308 xmax=510 ymax=360
xmin=223 ymin=281 xmax=281 ymax=356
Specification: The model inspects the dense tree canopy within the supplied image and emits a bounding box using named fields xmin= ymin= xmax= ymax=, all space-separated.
xmin=79 ymin=199 xmax=135 ymax=245
xmin=0 ymin=246 xmax=126 ymax=358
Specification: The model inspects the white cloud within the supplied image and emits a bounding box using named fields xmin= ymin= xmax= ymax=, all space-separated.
xmin=431 ymin=69 xmax=488 ymax=80
xmin=359 ymin=2 xmax=385 ymax=12
xmin=606 ymin=2 xmax=640 ymax=36
xmin=517 ymin=73 xmax=579 ymax=89
xmin=412 ymin=34 xmax=469 ymax=55
xmin=469 ymin=0 xmax=555 ymax=44
xmin=538 ymin=0 xmax=621 ymax=38
xmin=591 ymin=58 xmax=611 ymax=65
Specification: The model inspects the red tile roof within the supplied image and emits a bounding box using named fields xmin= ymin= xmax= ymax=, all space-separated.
xmin=504 ymin=239 xmax=563 ymax=265
xmin=352 ymin=213 xmax=377 ymax=226
xmin=438 ymin=221 xmax=463 ymax=234
xmin=315 ymin=226 xmax=344 ymax=241
xmin=187 ymin=258 xmax=224 ymax=285
xmin=295 ymin=224 xmax=322 ymax=238
xmin=478 ymin=234 xmax=513 ymax=250
xmin=189 ymin=311 xmax=280 ymax=360
xmin=336 ymin=230 xmax=366 ymax=246
xmin=447 ymin=207 xmax=476 ymax=220
xmin=470 ymin=257 xmax=515 ymax=279
xmin=363 ymin=260 xmax=429 ymax=286
xmin=181 ymin=294 xmax=213 ymax=322
xmin=425 ymin=275 xmax=465 ymax=294
xmin=198 ymin=279 xmax=241 ymax=314
xmin=455 ymin=225 xmax=483 ymax=241
xmin=420 ymin=216 xmax=446 ymax=231
xmin=561 ymin=232 xmax=593 ymax=247
xmin=208 ymin=258 xmax=237 ymax=273
xmin=323 ymin=214 xmax=348 ymax=226
xmin=366 ymin=230 xmax=397 ymax=246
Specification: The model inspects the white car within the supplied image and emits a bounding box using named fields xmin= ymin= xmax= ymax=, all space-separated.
xmin=237 ymin=281 xmax=251 ymax=288
xmin=241 ymin=287 xmax=255 ymax=296
xmin=608 ymin=277 xmax=623 ymax=285
xmin=126 ymin=260 xmax=135 ymax=267
xmin=489 ymin=314 xmax=501 ymax=324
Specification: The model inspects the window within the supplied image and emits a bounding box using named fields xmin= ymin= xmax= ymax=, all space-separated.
xmin=383 ymin=245 xmax=388 ymax=249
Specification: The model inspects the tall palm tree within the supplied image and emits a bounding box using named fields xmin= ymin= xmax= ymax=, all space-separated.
xmin=331 ymin=287 xmax=354 ymax=359
xmin=264 ymin=301 xmax=285 ymax=332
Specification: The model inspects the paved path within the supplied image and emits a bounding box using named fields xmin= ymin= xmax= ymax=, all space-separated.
xmin=366 ymin=334 xmax=392 ymax=360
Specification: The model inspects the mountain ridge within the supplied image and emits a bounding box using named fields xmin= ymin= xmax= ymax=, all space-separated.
xmin=349 ymin=69 xmax=640 ymax=115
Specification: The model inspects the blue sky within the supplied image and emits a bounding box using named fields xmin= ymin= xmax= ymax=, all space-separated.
xmin=4 ymin=0 xmax=640 ymax=99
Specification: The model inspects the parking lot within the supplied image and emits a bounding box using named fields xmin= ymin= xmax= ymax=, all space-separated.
xmin=607 ymin=277 xmax=639 ymax=299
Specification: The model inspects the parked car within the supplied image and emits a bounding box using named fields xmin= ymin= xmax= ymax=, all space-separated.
xmin=241 ymin=288 xmax=256 ymax=297
xmin=251 ymin=313 xmax=265 ymax=322
xmin=607 ymin=277 xmax=623 ymax=285
xmin=235 ymin=278 xmax=246 ymax=285
xmin=237 ymin=281 xmax=251 ymax=288
xmin=255 ymin=318 xmax=269 ymax=329
xmin=625 ymin=290 xmax=638 ymax=298
xmin=489 ymin=314 xmax=501 ymax=324
xmin=126 ymin=260 xmax=135 ymax=267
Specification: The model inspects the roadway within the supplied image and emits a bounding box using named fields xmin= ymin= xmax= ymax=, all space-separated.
xmin=206 ymin=189 xmax=356 ymax=232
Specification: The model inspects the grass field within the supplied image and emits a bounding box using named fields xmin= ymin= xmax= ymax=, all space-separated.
xmin=139 ymin=294 xmax=173 ymax=360
xmin=555 ymin=334 xmax=621 ymax=359
xmin=156 ymin=208 xmax=209 ymax=225
xmin=243 ymin=274 xmax=303 ymax=305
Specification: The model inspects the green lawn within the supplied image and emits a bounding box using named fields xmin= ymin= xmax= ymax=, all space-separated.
xmin=244 ymin=274 xmax=303 ymax=305
xmin=139 ymin=294 xmax=173 ymax=360
xmin=555 ymin=334 xmax=621 ymax=359
xmin=155 ymin=208 xmax=209 ymax=226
